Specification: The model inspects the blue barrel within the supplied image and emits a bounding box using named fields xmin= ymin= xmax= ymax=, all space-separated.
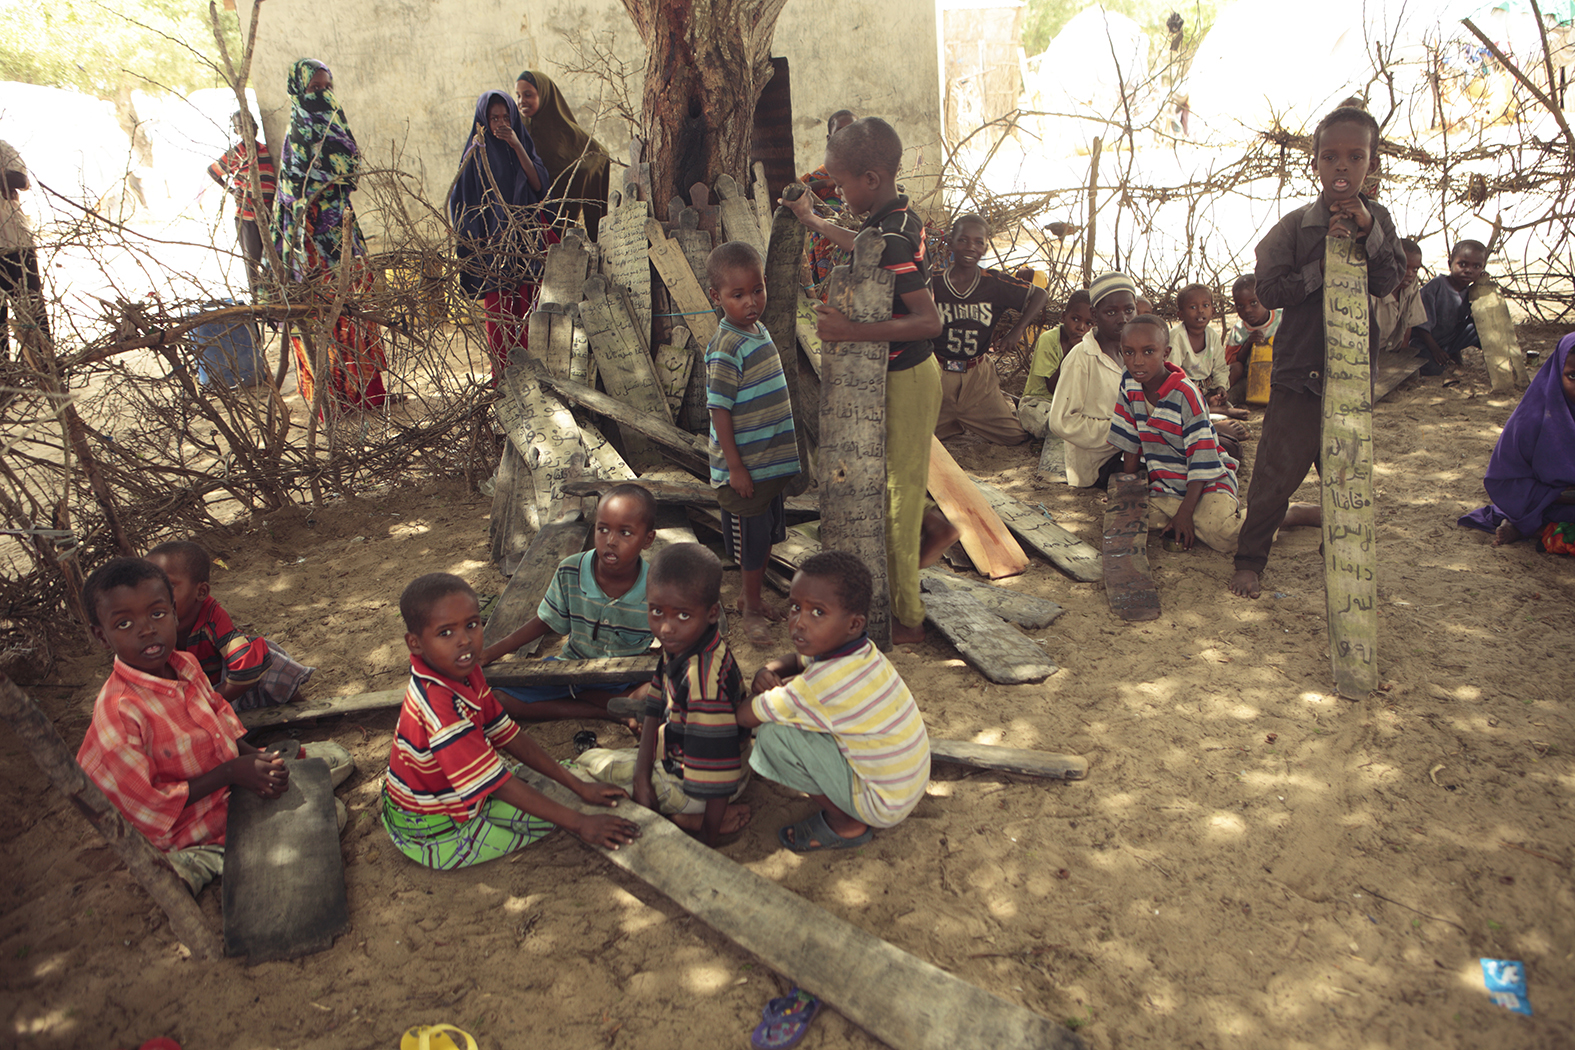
xmin=191 ymin=300 xmax=266 ymax=387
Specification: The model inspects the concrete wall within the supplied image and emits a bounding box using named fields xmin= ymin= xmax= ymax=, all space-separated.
xmin=238 ymin=0 xmax=943 ymax=237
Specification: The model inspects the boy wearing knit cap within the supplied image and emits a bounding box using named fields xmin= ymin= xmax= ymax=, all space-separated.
xmin=1047 ymin=271 xmax=1138 ymax=488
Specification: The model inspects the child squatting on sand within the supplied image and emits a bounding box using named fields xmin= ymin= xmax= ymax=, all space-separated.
xmin=573 ymin=543 xmax=753 ymax=846
xmin=75 ymin=557 xmax=290 ymax=895
xmin=381 ymin=573 xmax=640 ymax=870
xmin=738 ymin=551 xmax=930 ymax=853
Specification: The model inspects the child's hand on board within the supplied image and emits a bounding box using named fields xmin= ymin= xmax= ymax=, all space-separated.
xmin=813 ymin=302 xmax=857 ymax=342
xmin=574 ymin=813 xmax=642 ymax=849
xmin=1328 ymin=197 xmax=1373 ymax=240
xmin=780 ymin=186 xmax=815 ymax=225
xmin=574 ymin=781 xmax=627 ymax=808
xmin=233 ymin=752 xmax=289 ymax=798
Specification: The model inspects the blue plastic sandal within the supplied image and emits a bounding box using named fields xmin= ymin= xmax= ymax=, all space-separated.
xmin=751 ymin=988 xmax=822 ymax=1049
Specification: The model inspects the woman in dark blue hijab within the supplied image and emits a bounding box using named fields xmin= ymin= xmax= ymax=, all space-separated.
xmin=448 ymin=90 xmax=550 ymax=381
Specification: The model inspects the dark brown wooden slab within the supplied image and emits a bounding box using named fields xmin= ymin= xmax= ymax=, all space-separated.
xmin=763 ymin=182 xmax=817 ymax=455
xmin=919 ymin=568 xmax=1064 ymax=629
xmin=820 ymin=229 xmax=895 ymax=648
xmin=1102 ymin=473 xmax=1160 ymax=621
xmin=483 ymin=655 xmax=658 ymax=688
xmin=483 ymin=512 xmax=590 ymax=647
xmin=222 ymin=757 xmax=348 ymax=963
xmin=919 ymin=578 xmax=1059 ymax=684
xmin=972 ymin=480 xmax=1102 ymax=583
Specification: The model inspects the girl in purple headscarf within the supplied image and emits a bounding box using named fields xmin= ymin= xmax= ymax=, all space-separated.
xmin=1459 ymin=333 xmax=1575 ymax=552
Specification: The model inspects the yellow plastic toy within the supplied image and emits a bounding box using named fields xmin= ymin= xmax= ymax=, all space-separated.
xmin=400 ymin=1024 xmax=477 ymax=1050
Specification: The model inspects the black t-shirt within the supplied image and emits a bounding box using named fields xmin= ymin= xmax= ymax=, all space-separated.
xmin=862 ymin=195 xmax=934 ymax=372
xmin=931 ymin=268 xmax=1033 ymax=363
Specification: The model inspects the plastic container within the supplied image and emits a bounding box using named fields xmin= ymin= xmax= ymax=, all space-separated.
xmin=1245 ymin=340 xmax=1273 ymax=405
xmin=190 ymin=300 xmax=266 ymax=388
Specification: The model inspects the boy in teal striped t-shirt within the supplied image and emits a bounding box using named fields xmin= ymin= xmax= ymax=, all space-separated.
xmin=705 ymin=240 xmax=802 ymax=645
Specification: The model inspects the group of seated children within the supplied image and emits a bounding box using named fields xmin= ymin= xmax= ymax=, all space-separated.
xmin=77 ymin=482 xmax=931 ymax=890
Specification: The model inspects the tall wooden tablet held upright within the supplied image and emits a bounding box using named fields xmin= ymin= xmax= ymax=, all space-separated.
xmin=1321 ymin=233 xmax=1378 ymax=697
xmin=820 ymin=228 xmax=894 ymax=649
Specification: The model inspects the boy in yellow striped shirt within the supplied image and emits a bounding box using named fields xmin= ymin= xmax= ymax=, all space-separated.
xmin=740 ymin=551 xmax=930 ymax=852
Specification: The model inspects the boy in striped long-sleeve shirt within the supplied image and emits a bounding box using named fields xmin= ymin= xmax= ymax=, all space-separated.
xmin=740 ymin=551 xmax=930 ymax=853
xmin=1109 ymin=315 xmax=1317 ymax=552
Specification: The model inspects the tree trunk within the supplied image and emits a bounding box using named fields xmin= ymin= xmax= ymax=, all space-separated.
xmin=620 ymin=0 xmax=789 ymax=221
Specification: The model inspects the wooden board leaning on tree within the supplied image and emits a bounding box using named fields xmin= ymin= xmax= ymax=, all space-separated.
xmin=1469 ymin=275 xmax=1529 ymax=394
xmin=927 ymin=438 xmax=1029 ymax=580
xmin=1321 ymin=235 xmax=1379 ymax=697
xmin=971 ymin=480 xmax=1102 ymax=583
xmin=715 ymin=172 xmax=767 ymax=254
xmin=1102 ymin=473 xmax=1160 ymax=622
xmin=236 ymin=658 xmax=662 ymax=730
xmin=646 ymin=217 xmax=719 ymax=347
xmin=763 ymin=182 xmax=818 ymax=452
xmin=578 ymin=274 xmax=672 ymax=470
xmin=819 ymin=228 xmax=896 ymax=649
xmin=601 ymin=184 xmax=653 ymax=336
xmin=514 ymin=766 xmax=1089 ymax=1050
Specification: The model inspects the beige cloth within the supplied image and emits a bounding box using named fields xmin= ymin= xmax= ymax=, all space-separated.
xmin=0 ymin=141 xmax=33 ymax=252
xmin=1149 ymin=490 xmax=1244 ymax=552
xmin=935 ymin=357 xmax=1030 ymax=445
xmin=572 ymin=741 xmax=750 ymax=816
xmin=1168 ymin=323 xmax=1230 ymax=394
xmin=1047 ymin=332 xmax=1124 ymax=487
xmin=1017 ymin=395 xmax=1053 ymax=439
xmin=1371 ymin=282 xmax=1427 ymax=354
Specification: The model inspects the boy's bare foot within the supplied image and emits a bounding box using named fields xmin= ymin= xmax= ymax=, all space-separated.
xmin=1281 ymin=502 xmax=1321 ymax=529
xmin=741 ymin=608 xmax=775 ymax=646
xmin=1493 ymin=520 xmax=1522 ymax=546
xmin=1228 ymin=569 xmax=1262 ymax=599
xmin=892 ymin=620 xmax=926 ymax=645
xmin=919 ymin=507 xmax=960 ymax=568
xmin=670 ymin=804 xmax=752 ymax=836
xmin=1223 ymin=405 xmax=1250 ymax=420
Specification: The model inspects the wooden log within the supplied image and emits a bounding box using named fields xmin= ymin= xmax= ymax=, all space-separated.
xmin=483 ymin=510 xmax=590 ymax=647
xmin=653 ymin=326 xmax=693 ymax=417
xmin=675 ymin=206 xmax=714 ymax=288
xmin=646 ymin=216 xmax=719 ymax=347
xmin=223 ymin=757 xmax=348 ymax=962
xmin=971 ymin=480 xmax=1102 ymax=583
xmin=715 ymin=172 xmax=767 ymax=254
xmin=579 ymin=274 xmax=672 ymax=470
xmin=927 ymin=438 xmax=1029 ymax=579
xmin=602 ymin=184 xmax=653 ymax=337
xmin=919 ymin=568 xmax=1064 ymax=629
xmin=929 ymin=739 xmax=1087 ymax=780
xmin=764 ymin=182 xmax=818 ymax=454
xmin=497 ymin=369 xmax=589 ymax=522
xmin=1469 ymin=276 xmax=1528 ymax=393
xmin=537 ymin=371 xmax=710 ymax=475
xmin=820 ymin=228 xmax=895 ymax=649
xmin=540 ymin=230 xmax=592 ymax=307
xmin=516 ymin=766 xmax=1088 ymax=1050
xmin=919 ymin=579 xmax=1058 ymax=684
xmin=484 ymin=655 xmax=659 ymax=689
xmin=0 ymin=674 xmax=222 ymax=960
xmin=1102 ymin=473 xmax=1160 ymax=622
xmin=1321 ymin=235 xmax=1379 ymax=697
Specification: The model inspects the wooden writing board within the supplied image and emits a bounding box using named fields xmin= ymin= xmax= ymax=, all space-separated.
xmin=1102 ymin=473 xmax=1159 ymax=621
xmin=972 ymin=480 xmax=1101 ymax=583
xmin=715 ymin=172 xmax=767 ymax=254
xmin=497 ymin=369 xmax=588 ymax=522
xmin=561 ymin=477 xmax=817 ymax=514
xmin=223 ymin=757 xmax=348 ymax=963
xmin=1036 ymin=437 xmax=1066 ymax=483
xmin=674 ymin=206 xmax=714 ymax=291
xmin=646 ymin=217 xmax=719 ymax=347
xmin=517 ymin=767 xmax=1089 ymax=1050
xmin=483 ymin=655 xmax=659 ymax=689
xmin=602 ymin=184 xmax=653 ymax=336
xmin=820 ymin=229 xmax=895 ymax=649
xmin=919 ymin=568 xmax=1064 ymax=630
xmin=1321 ymin=236 xmax=1378 ymax=697
xmin=927 ymin=438 xmax=1029 ymax=579
xmin=484 ymin=512 xmax=590 ymax=647
xmin=652 ymin=326 xmax=693 ymax=417
xmin=526 ymin=300 xmax=575 ymax=378
xmin=796 ymin=295 xmax=824 ymax=376
xmin=764 ymin=183 xmax=817 ymax=455
xmin=929 ymin=739 xmax=1087 ymax=780
xmin=537 ymin=371 xmax=709 ymax=475
xmin=577 ymin=416 xmax=638 ymax=483
xmin=489 ymin=442 xmax=533 ymax=569
xmin=578 ymin=274 xmax=670 ymax=470
xmin=919 ymin=578 xmax=1058 ymax=684
xmin=1469 ymin=276 xmax=1528 ymax=393
xmin=540 ymin=231 xmax=592 ymax=307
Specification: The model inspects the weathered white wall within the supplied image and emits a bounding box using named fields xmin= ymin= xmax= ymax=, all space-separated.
xmin=237 ymin=0 xmax=942 ymax=234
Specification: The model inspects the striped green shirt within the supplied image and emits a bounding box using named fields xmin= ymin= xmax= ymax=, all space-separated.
xmin=706 ymin=319 xmax=801 ymax=488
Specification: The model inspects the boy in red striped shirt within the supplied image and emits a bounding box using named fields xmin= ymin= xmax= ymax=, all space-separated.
xmin=380 ymin=573 xmax=640 ymax=870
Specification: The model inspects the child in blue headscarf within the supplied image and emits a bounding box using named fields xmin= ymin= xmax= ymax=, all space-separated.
xmin=448 ymin=90 xmax=551 ymax=381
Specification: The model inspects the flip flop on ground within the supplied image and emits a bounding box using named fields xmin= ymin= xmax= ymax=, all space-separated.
xmin=777 ymin=810 xmax=872 ymax=852
xmin=751 ymin=988 xmax=822 ymax=1050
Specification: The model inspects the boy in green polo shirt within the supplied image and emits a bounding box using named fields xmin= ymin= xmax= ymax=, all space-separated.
xmin=781 ymin=117 xmax=943 ymax=645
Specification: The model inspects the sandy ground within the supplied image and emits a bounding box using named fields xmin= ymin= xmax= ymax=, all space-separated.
xmin=1 ymin=328 xmax=1571 ymax=1050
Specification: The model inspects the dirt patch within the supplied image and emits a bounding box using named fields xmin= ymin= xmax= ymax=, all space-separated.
xmin=1 ymin=332 xmax=1570 ymax=1049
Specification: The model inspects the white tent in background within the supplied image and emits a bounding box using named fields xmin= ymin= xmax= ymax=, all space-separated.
xmin=0 ymin=82 xmax=133 ymax=223
xmin=1020 ymin=6 xmax=1152 ymax=154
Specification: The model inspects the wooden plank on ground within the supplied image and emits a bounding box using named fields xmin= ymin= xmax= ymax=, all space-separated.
xmin=1373 ymin=351 xmax=1422 ymax=402
xmin=1321 ymin=235 xmax=1378 ymax=697
xmin=484 ymin=511 xmax=590 ymax=647
xmin=1469 ymin=276 xmax=1528 ymax=393
xmin=716 ymin=172 xmax=767 ymax=254
xmin=919 ymin=578 xmax=1058 ymax=684
xmin=919 ymin=568 xmax=1064 ymax=629
xmin=537 ymin=371 xmax=710 ymax=474
xmin=1102 ymin=473 xmax=1159 ymax=622
xmin=483 ymin=655 xmax=659 ymax=689
xmin=239 ymin=687 xmax=403 ymax=729
xmin=820 ymin=228 xmax=895 ymax=649
xmin=516 ymin=767 xmax=1088 ymax=1050
xmin=653 ymin=326 xmax=693 ymax=417
xmin=972 ymin=480 xmax=1101 ymax=583
xmin=764 ymin=182 xmax=818 ymax=452
xmin=927 ymin=438 xmax=1029 ymax=580
xmin=647 ymin=216 xmax=719 ymax=347
xmin=222 ymin=757 xmax=348 ymax=962
xmin=602 ymin=184 xmax=653 ymax=336
xmin=1036 ymin=437 xmax=1066 ymax=483
xmin=929 ymin=740 xmax=1087 ymax=780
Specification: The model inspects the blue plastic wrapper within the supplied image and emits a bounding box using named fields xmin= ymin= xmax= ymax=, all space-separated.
xmin=1481 ymin=958 xmax=1533 ymax=1016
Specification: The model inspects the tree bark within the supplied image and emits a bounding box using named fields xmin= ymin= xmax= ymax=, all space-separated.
xmin=620 ymin=0 xmax=790 ymax=221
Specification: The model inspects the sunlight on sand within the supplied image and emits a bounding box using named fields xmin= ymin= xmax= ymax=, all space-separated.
xmin=12 ymin=1010 xmax=72 ymax=1038
xmin=1299 ymin=691 xmax=1331 ymax=705
xmin=390 ymin=521 xmax=432 ymax=538
xmin=1206 ymin=810 xmax=1247 ymax=836
xmin=682 ymin=962 xmax=733 ymax=994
